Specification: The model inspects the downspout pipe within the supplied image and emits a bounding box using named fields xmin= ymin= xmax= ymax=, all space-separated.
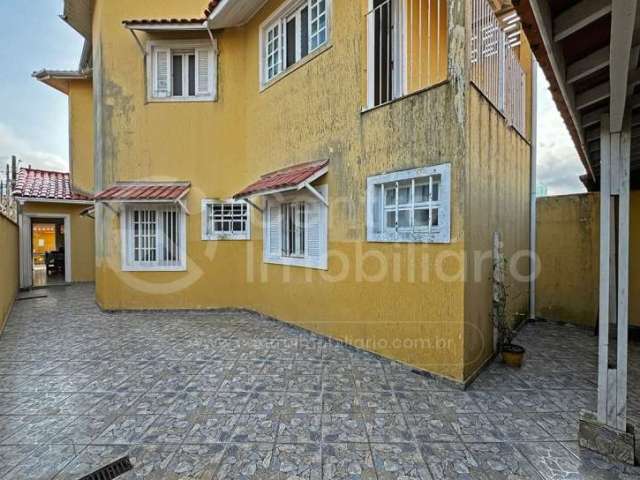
xmin=529 ymin=60 xmax=538 ymax=320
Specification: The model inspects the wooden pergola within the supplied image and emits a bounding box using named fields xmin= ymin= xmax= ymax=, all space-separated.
xmin=513 ymin=0 xmax=638 ymax=440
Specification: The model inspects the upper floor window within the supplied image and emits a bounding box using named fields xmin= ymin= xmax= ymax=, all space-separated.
xmin=260 ymin=0 xmax=330 ymax=86
xmin=148 ymin=41 xmax=217 ymax=102
xmin=367 ymin=163 xmax=451 ymax=243
xmin=366 ymin=0 xmax=448 ymax=108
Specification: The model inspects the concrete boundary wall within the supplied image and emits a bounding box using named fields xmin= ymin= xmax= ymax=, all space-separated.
xmin=0 ymin=212 xmax=19 ymax=332
xmin=536 ymin=192 xmax=639 ymax=327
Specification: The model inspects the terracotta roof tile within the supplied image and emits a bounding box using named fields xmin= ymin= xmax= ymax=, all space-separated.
xmin=234 ymin=160 xmax=329 ymax=199
xmin=13 ymin=168 xmax=92 ymax=202
xmin=95 ymin=182 xmax=191 ymax=201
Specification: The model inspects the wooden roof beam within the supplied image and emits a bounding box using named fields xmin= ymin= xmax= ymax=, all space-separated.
xmin=554 ymin=0 xmax=612 ymax=42
xmin=610 ymin=0 xmax=639 ymax=132
xmin=576 ymin=68 xmax=640 ymax=110
xmin=583 ymin=95 xmax=640 ymax=127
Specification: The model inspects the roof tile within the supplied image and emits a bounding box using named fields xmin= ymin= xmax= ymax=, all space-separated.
xmin=234 ymin=160 xmax=329 ymax=199
xmin=13 ymin=168 xmax=92 ymax=201
xmin=94 ymin=182 xmax=191 ymax=202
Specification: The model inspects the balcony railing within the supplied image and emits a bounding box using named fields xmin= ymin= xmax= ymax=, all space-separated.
xmin=470 ymin=0 xmax=526 ymax=136
xmin=366 ymin=0 xmax=448 ymax=108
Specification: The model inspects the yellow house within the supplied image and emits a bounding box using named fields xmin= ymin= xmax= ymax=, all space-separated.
xmin=50 ymin=0 xmax=535 ymax=384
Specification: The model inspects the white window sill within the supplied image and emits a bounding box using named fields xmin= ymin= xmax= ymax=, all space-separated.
xmin=122 ymin=265 xmax=187 ymax=272
xmin=147 ymin=96 xmax=217 ymax=104
xmin=260 ymin=43 xmax=332 ymax=93
xmin=202 ymin=234 xmax=250 ymax=241
xmin=367 ymin=231 xmax=449 ymax=244
xmin=264 ymin=256 xmax=327 ymax=271
xmin=361 ymin=79 xmax=449 ymax=114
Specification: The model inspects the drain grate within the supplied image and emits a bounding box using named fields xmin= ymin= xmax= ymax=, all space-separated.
xmin=78 ymin=456 xmax=133 ymax=480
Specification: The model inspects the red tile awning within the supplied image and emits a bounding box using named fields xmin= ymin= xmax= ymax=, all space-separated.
xmin=234 ymin=160 xmax=329 ymax=199
xmin=94 ymin=182 xmax=191 ymax=202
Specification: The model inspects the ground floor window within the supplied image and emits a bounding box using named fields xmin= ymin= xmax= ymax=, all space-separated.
xmin=202 ymin=200 xmax=250 ymax=240
xmin=367 ymin=163 xmax=451 ymax=243
xmin=122 ymin=204 xmax=186 ymax=271
xmin=264 ymin=186 xmax=328 ymax=269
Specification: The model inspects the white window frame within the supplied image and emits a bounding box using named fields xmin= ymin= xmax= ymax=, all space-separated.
xmin=201 ymin=199 xmax=251 ymax=241
xmin=147 ymin=40 xmax=217 ymax=103
xmin=121 ymin=203 xmax=187 ymax=271
xmin=263 ymin=185 xmax=328 ymax=270
xmin=367 ymin=163 xmax=451 ymax=243
xmin=259 ymin=0 xmax=331 ymax=87
xmin=366 ymin=0 xmax=406 ymax=108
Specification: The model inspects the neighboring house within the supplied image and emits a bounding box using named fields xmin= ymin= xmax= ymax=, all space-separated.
xmin=46 ymin=0 xmax=535 ymax=384
xmin=13 ymin=168 xmax=95 ymax=288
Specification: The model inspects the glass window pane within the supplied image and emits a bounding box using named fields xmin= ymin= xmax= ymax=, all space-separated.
xmin=398 ymin=209 xmax=410 ymax=228
xmin=432 ymin=183 xmax=439 ymax=202
xmin=431 ymin=209 xmax=439 ymax=226
xmin=398 ymin=184 xmax=411 ymax=205
xmin=415 ymin=184 xmax=429 ymax=203
xmin=188 ymin=54 xmax=196 ymax=96
xmin=385 ymin=211 xmax=396 ymax=229
xmin=301 ymin=7 xmax=309 ymax=57
xmin=414 ymin=208 xmax=429 ymax=227
xmin=286 ymin=17 xmax=296 ymax=68
xmin=385 ymin=187 xmax=396 ymax=206
xmin=172 ymin=55 xmax=183 ymax=96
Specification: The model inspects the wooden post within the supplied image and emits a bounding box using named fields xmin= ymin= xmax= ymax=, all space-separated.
xmin=597 ymin=114 xmax=612 ymax=424
xmin=615 ymin=110 xmax=631 ymax=431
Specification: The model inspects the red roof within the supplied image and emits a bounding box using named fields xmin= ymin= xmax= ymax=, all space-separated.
xmin=234 ymin=160 xmax=329 ymax=199
xmin=95 ymin=182 xmax=191 ymax=202
xmin=13 ymin=168 xmax=92 ymax=202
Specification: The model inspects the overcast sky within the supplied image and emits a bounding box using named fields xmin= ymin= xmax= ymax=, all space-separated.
xmin=0 ymin=1 xmax=586 ymax=196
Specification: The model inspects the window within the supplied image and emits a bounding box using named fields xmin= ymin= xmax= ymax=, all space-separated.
xmin=149 ymin=41 xmax=216 ymax=101
xmin=367 ymin=0 xmax=402 ymax=106
xmin=367 ymin=163 xmax=451 ymax=243
xmin=122 ymin=204 xmax=187 ymax=271
xmin=202 ymin=200 xmax=251 ymax=240
xmin=264 ymin=186 xmax=328 ymax=269
xmin=261 ymin=0 xmax=330 ymax=85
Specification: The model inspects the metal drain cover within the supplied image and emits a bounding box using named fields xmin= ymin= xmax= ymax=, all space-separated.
xmin=78 ymin=456 xmax=133 ymax=480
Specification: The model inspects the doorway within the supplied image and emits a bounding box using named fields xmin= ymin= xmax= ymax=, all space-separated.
xmin=19 ymin=213 xmax=72 ymax=289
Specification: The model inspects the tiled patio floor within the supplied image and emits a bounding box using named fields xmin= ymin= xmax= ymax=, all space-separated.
xmin=0 ymin=284 xmax=639 ymax=479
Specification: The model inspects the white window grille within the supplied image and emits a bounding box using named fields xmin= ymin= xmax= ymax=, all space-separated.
xmin=470 ymin=0 xmax=526 ymax=136
xmin=261 ymin=0 xmax=330 ymax=86
xmin=367 ymin=163 xmax=451 ymax=243
xmin=202 ymin=200 xmax=250 ymax=240
xmin=149 ymin=41 xmax=216 ymax=102
xmin=264 ymin=185 xmax=328 ymax=269
xmin=123 ymin=204 xmax=186 ymax=271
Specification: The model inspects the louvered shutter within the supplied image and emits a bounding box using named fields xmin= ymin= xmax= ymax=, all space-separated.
xmin=154 ymin=48 xmax=171 ymax=98
xmin=305 ymin=199 xmax=327 ymax=269
xmin=196 ymin=48 xmax=213 ymax=97
xmin=267 ymin=204 xmax=282 ymax=258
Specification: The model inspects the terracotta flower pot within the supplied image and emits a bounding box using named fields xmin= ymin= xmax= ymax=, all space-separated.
xmin=502 ymin=344 xmax=525 ymax=368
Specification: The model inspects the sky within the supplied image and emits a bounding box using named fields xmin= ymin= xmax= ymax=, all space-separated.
xmin=0 ymin=2 xmax=585 ymax=196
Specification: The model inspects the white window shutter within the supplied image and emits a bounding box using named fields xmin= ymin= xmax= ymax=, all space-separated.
xmin=154 ymin=47 xmax=171 ymax=98
xmin=306 ymin=200 xmax=327 ymax=268
xmin=196 ymin=48 xmax=213 ymax=96
xmin=268 ymin=204 xmax=282 ymax=257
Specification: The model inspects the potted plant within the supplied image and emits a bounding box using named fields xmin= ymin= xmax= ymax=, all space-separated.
xmin=492 ymin=232 xmax=526 ymax=367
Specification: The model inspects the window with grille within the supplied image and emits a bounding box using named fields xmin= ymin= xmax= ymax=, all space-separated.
xmin=202 ymin=200 xmax=250 ymax=240
xmin=123 ymin=204 xmax=186 ymax=271
xmin=367 ymin=163 xmax=451 ymax=243
xmin=149 ymin=41 xmax=216 ymax=102
xmin=264 ymin=186 xmax=328 ymax=269
xmin=261 ymin=0 xmax=330 ymax=85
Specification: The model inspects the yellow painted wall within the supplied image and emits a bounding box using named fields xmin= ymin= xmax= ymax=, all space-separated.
xmin=463 ymin=86 xmax=532 ymax=378
xmin=88 ymin=0 xmax=531 ymax=382
xmin=536 ymin=192 xmax=640 ymax=328
xmin=22 ymin=202 xmax=95 ymax=282
xmin=69 ymin=79 xmax=95 ymax=194
xmin=0 ymin=213 xmax=19 ymax=332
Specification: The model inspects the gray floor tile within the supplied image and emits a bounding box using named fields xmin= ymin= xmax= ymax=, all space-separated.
xmin=371 ymin=443 xmax=432 ymax=479
xmin=322 ymin=413 xmax=368 ymax=443
xmin=322 ymin=443 xmax=376 ymax=480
